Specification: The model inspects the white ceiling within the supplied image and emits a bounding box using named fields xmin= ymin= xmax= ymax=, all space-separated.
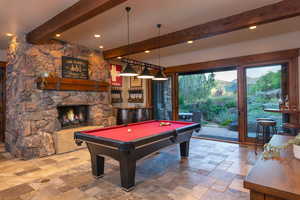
xmin=0 ymin=0 xmax=79 ymax=49
xmin=61 ymin=0 xmax=282 ymax=50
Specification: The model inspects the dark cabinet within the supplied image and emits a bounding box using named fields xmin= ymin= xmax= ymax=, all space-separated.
xmin=115 ymin=107 xmax=152 ymax=125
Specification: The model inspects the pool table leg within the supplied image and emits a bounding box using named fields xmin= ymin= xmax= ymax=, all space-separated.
xmin=180 ymin=140 xmax=190 ymax=157
xmin=91 ymin=154 xmax=105 ymax=178
xmin=119 ymin=156 xmax=136 ymax=192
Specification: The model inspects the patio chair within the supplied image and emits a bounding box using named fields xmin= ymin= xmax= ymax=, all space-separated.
xmin=255 ymin=119 xmax=277 ymax=154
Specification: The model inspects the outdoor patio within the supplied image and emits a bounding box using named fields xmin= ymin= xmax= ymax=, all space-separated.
xmin=193 ymin=124 xmax=238 ymax=141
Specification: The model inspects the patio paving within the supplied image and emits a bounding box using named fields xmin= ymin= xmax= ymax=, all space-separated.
xmin=193 ymin=124 xmax=238 ymax=141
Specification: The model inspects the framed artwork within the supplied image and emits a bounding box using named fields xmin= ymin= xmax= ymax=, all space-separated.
xmin=62 ymin=56 xmax=89 ymax=79
xmin=110 ymin=64 xmax=122 ymax=86
xmin=130 ymin=76 xmax=143 ymax=88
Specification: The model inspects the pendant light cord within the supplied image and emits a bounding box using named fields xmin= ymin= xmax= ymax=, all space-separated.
xmin=126 ymin=7 xmax=131 ymax=59
xmin=159 ymin=26 xmax=160 ymax=66
xmin=157 ymin=24 xmax=162 ymax=69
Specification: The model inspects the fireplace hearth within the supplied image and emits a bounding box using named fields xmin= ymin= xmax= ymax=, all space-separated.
xmin=57 ymin=105 xmax=89 ymax=129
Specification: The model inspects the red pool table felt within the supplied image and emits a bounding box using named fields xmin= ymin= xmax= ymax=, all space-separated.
xmin=81 ymin=120 xmax=195 ymax=142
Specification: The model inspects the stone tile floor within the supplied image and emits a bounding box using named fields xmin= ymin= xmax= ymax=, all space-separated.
xmin=0 ymin=139 xmax=260 ymax=200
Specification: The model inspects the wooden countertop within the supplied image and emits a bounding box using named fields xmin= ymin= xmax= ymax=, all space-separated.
xmin=244 ymin=135 xmax=300 ymax=200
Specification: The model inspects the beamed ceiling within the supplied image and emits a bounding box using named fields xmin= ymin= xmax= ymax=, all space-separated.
xmin=60 ymin=0 xmax=282 ymax=50
xmin=1 ymin=0 xmax=300 ymax=67
xmin=130 ymin=16 xmax=300 ymax=67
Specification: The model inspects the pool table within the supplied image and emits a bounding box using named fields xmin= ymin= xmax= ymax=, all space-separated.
xmin=74 ymin=120 xmax=200 ymax=191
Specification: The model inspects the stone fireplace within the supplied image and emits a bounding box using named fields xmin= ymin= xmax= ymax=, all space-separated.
xmin=57 ymin=105 xmax=89 ymax=129
xmin=5 ymin=36 xmax=116 ymax=159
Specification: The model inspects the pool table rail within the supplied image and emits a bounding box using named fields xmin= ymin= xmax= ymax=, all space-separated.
xmin=74 ymin=121 xmax=200 ymax=148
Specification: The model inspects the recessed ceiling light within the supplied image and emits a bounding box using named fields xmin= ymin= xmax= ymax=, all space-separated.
xmin=99 ymin=45 xmax=104 ymax=49
xmin=55 ymin=34 xmax=61 ymax=38
xmin=249 ymin=26 xmax=257 ymax=30
xmin=6 ymin=33 xmax=13 ymax=37
xmin=145 ymin=50 xmax=150 ymax=53
xmin=117 ymin=57 xmax=122 ymax=59
xmin=94 ymin=34 xmax=101 ymax=38
xmin=187 ymin=40 xmax=194 ymax=44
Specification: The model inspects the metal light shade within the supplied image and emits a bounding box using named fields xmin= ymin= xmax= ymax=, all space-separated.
xmin=152 ymin=70 xmax=168 ymax=81
xmin=119 ymin=63 xmax=138 ymax=76
xmin=137 ymin=67 xmax=154 ymax=79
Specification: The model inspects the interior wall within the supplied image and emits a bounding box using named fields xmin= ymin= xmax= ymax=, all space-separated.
xmin=0 ymin=50 xmax=6 ymax=61
xmin=121 ymin=77 xmax=148 ymax=108
xmin=110 ymin=61 xmax=149 ymax=108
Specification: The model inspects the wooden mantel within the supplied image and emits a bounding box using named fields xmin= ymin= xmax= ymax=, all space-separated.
xmin=37 ymin=77 xmax=109 ymax=92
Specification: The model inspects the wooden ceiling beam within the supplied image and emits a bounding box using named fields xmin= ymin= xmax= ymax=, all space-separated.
xmin=164 ymin=49 xmax=300 ymax=74
xmin=103 ymin=0 xmax=300 ymax=59
xmin=27 ymin=0 xmax=128 ymax=44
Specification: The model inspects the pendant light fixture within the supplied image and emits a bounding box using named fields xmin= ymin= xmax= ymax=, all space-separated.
xmin=153 ymin=69 xmax=168 ymax=81
xmin=152 ymin=24 xmax=168 ymax=81
xmin=119 ymin=7 xmax=138 ymax=77
xmin=137 ymin=64 xmax=155 ymax=79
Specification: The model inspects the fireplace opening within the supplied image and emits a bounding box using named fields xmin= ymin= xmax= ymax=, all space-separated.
xmin=57 ymin=105 xmax=89 ymax=129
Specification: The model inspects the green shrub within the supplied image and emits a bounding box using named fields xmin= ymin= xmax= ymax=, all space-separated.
xmin=178 ymin=69 xmax=282 ymax=131
xmin=181 ymin=96 xmax=237 ymax=122
xmin=220 ymin=120 xmax=232 ymax=126
xmin=214 ymin=110 xmax=237 ymax=125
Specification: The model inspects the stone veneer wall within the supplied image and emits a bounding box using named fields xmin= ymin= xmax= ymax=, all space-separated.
xmin=6 ymin=36 xmax=115 ymax=159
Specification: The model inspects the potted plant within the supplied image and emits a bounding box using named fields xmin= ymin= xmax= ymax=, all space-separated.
xmin=263 ymin=134 xmax=300 ymax=159
xmin=289 ymin=134 xmax=300 ymax=160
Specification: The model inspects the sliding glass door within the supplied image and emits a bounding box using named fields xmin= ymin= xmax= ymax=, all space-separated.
xmin=175 ymin=64 xmax=288 ymax=142
xmin=245 ymin=64 xmax=285 ymax=138
xmin=178 ymin=69 xmax=239 ymax=141
xmin=152 ymin=77 xmax=173 ymax=120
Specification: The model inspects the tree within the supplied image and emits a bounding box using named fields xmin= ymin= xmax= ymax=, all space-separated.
xmin=248 ymin=71 xmax=281 ymax=95
xmin=179 ymin=73 xmax=216 ymax=105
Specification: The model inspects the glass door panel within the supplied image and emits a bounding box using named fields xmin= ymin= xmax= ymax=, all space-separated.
xmin=152 ymin=77 xmax=173 ymax=120
xmin=246 ymin=65 xmax=283 ymax=138
xmin=178 ymin=70 xmax=239 ymax=141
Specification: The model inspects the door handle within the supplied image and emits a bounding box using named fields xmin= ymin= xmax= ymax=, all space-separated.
xmin=238 ymin=111 xmax=242 ymax=116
